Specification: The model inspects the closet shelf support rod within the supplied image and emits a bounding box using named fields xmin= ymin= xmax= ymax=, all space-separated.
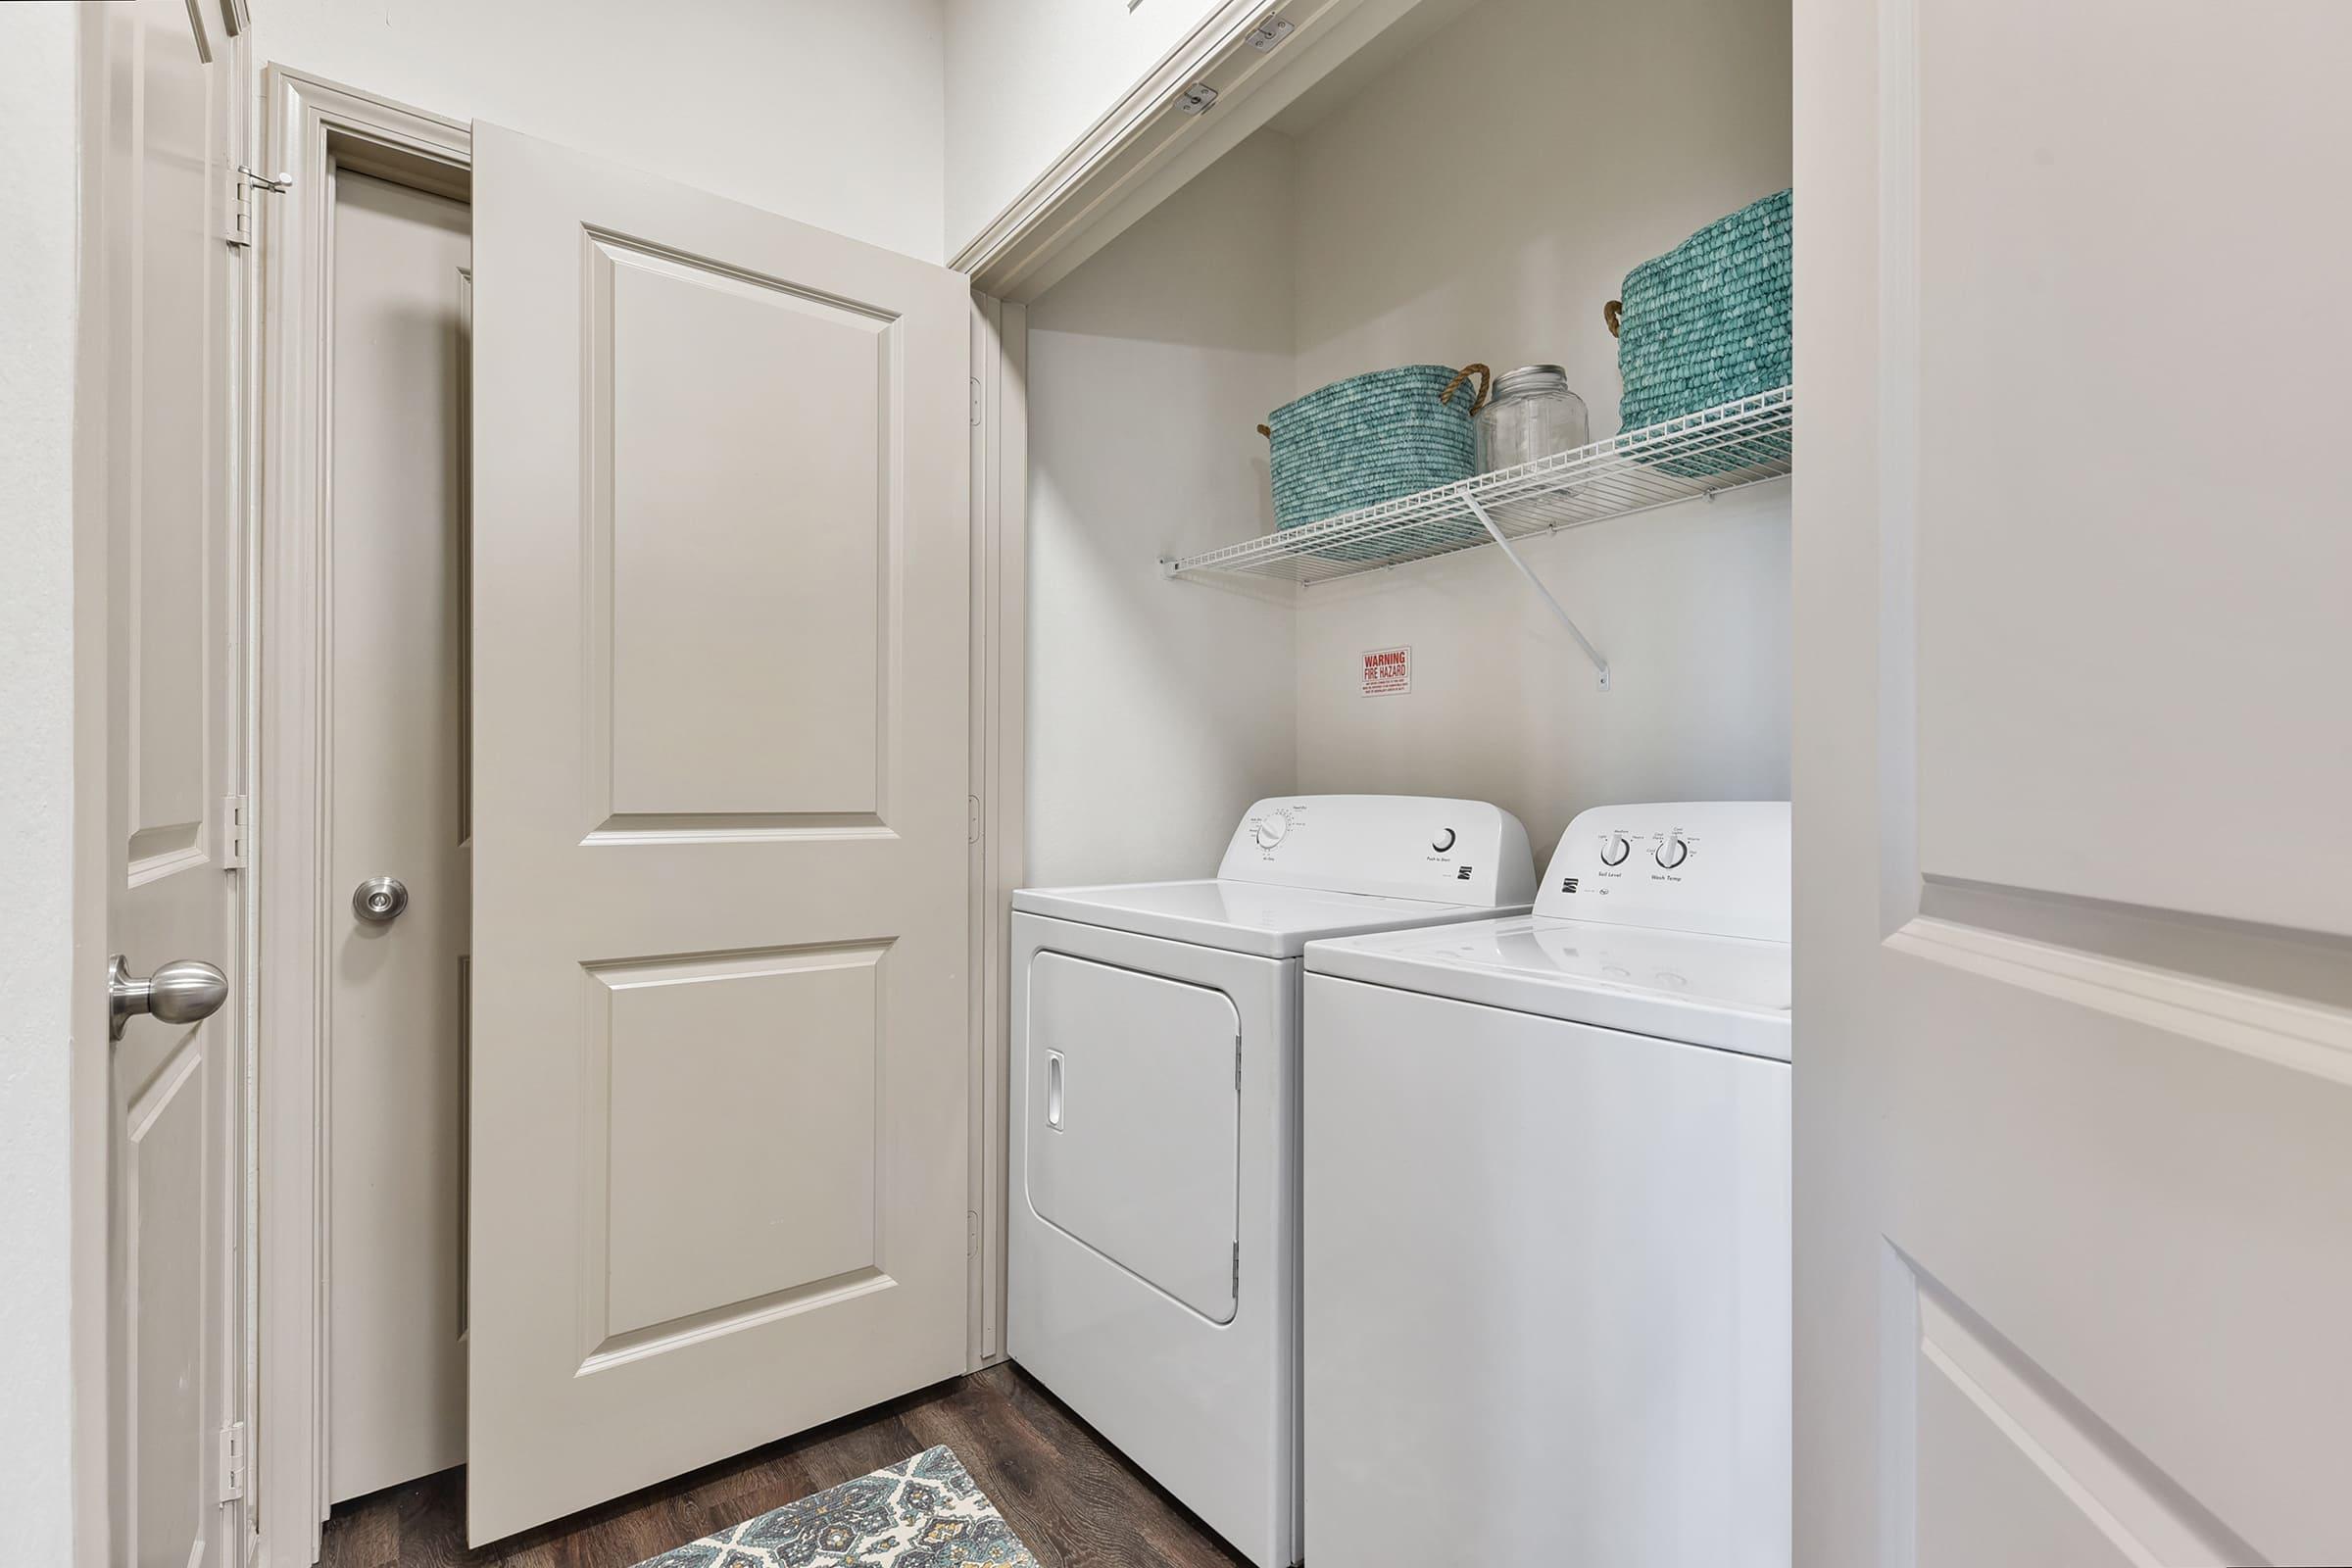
xmin=1460 ymin=492 xmax=1612 ymax=692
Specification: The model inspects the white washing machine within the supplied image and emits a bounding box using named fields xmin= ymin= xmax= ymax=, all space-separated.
xmin=1302 ymin=801 xmax=1792 ymax=1567
xmin=1010 ymin=796 xmax=1538 ymax=1568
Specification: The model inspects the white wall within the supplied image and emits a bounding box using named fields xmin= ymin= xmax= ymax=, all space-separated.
xmin=1025 ymin=134 xmax=1299 ymax=887
xmin=257 ymin=0 xmax=948 ymax=263
xmin=943 ymin=0 xmax=1226 ymax=260
xmin=1293 ymin=484 xmax=1791 ymax=854
xmin=0 ymin=7 xmax=82 ymax=1561
xmin=1284 ymin=0 xmax=1793 ymax=851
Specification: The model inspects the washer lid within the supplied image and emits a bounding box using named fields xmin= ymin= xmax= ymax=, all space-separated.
xmin=1304 ymin=913 xmax=1791 ymax=1060
xmin=1013 ymin=879 xmax=1529 ymax=958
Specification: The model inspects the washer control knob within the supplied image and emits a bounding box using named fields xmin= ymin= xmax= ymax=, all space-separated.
xmin=1655 ymin=834 xmax=1690 ymax=869
xmin=1254 ymin=812 xmax=1291 ymax=849
xmin=1432 ymin=827 xmax=1457 ymax=854
xmin=1599 ymin=834 xmax=1631 ymax=866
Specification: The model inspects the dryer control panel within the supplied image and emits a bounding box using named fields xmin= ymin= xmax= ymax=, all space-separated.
xmin=1218 ymin=796 xmax=1537 ymax=907
xmin=1535 ymin=801 xmax=1789 ymax=942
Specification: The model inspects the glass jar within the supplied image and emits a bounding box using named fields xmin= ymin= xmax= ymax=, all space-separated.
xmin=1475 ymin=365 xmax=1590 ymax=472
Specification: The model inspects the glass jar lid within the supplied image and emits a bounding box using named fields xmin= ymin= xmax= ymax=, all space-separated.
xmin=1489 ymin=365 xmax=1573 ymax=403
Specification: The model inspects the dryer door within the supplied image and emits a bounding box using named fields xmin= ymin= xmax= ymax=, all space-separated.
xmin=1025 ymin=953 xmax=1241 ymax=1323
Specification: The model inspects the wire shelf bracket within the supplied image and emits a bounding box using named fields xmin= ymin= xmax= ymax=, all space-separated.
xmin=1460 ymin=491 xmax=1610 ymax=691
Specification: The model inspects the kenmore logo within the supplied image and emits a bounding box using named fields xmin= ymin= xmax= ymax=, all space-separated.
xmin=1561 ymin=876 xmax=1580 ymax=894
xmin=1456 ymin=865 xmax=1474 ymax=880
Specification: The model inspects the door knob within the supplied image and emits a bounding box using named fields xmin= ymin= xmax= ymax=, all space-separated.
xmin=353 ymin=876 xmax=409 ymax=924
xmin=109 ymin=955 xmax=228 ymax=1042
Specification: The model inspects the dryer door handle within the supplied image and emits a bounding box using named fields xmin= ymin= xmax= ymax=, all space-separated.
xmin=1047 ymin=1051 xmax=1065 ymax=1130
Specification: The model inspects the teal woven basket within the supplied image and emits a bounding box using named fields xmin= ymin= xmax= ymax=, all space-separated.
xmin=1613 ymin=189 xmax=1791 ymax=474
xmin=1262 ymin=364 xmax=1487 ymax=547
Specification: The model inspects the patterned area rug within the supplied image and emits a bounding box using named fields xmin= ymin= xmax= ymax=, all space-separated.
xmin=634 ymin=1446 xmax=1042 ymax=1568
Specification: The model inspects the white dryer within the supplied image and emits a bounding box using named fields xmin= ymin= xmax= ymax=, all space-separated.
xmin=1010 ymin=796 xmax=1537 ymax=1568
xmin=1301 ymin=801 xmax=1792 ymax=1568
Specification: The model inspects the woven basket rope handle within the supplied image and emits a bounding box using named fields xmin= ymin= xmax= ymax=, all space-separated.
xmin=1604 ymin=300 xmax=1623 ymax=339
xmin=1258 ymin=362 xmax=1494 ymax=437
xmin=1439 ymin=363 xmax=1493 ymax=415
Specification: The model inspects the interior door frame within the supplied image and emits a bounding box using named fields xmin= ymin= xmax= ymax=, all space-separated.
xmin=967 ymin=293 xmax=1026 ymax=1365
xmin=249 ymin=67 xmax=1034 ymax=1563
xmin=252 ymin=67 xmax=470 ymax=1568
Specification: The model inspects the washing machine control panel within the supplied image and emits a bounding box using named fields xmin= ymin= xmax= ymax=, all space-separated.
xmin=1220 ymin=796 xmax=1538 ymax=907
xmin=1536 ymin=801 xmax=1789 ymax=942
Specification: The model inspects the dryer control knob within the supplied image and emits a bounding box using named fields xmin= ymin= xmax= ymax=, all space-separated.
xmin=1432 ymin=827 xmax=1456 ymax=854
xmin=1655 ymin=834 xmax=1690 ymax=869
xmin=1599 ymin=834 xmax=1631 ymax=866
xmin=1254 ymin=812 xmax=1291 ymax=849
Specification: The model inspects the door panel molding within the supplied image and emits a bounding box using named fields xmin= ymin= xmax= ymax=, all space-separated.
xmin=1918 ymin=874 xmax=2352 ymax=1011
xmin=576 ymin=1268 xmax=897 ymax=1376
xmin=126 ymin=831 xmax=210 ymax=886
xmin=1903 ymin=0 xmax=2352 ymax=931
xmin=1887 ymin=916 xmax=2352 ymax=1088
xmin=579 ymin=941 xmax=893 ymax=1354
xmin=583 ymin=813 xmax=894 ymax=844
xmin=1903 ymin=1264 xmax=2255 ymax=1568
xmin=254 ymin=67 xmax=470 ymax=1568
xmin=124 ymin=1040 xmax=212 ymax=1568
xmin=579 ymin=228 xmax=897 ymax=831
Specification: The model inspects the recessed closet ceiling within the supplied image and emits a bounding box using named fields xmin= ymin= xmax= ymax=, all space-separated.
xmin=1261 ymin=0 xmax=1483 ymax=136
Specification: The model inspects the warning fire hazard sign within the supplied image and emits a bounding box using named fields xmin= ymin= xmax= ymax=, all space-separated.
xmin=1360 ymin=646 xmax=1411 ymax=697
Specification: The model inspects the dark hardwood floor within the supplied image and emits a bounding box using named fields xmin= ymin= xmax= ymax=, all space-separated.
xmin=318 ymin=1363 xmax=1253 ymax=1568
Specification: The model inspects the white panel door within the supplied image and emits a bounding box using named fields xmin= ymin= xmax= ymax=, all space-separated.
xmin=1794 ymin=2 xmax=2352 ymax=1565
xmin=84 ymin=1 xmax=248 ymax=1565
xmin=325 ymin=172 xmax=473 ymax=1503
xmin=467 ymin=123 xmax=972 ymax=1544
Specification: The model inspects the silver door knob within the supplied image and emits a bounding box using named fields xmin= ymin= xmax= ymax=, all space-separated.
xmin=353 ymin=876 xmax=409 ymax=924
xmin=109 ymin=955 xmax=228 ymax=1042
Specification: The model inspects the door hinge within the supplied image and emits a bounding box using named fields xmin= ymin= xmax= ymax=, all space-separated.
xmin=226 ymin=165 xmax=290 ymax=249
xmin=969 ymin=376 xmax=983 ymax=428
xmin=967 ymin=1209 xmax=979 ymax=1258
xmin=1246 ymin=14 xmax=1298 ymax=52
xmin=968 ymin=794 xmax=982 ymax=845
xmin=1234 ymin=1032 xmax=1243 ymax=1091
xmin=217 ymin=1421 xmax=248 ymax=1503
xmin=220 ymin=793 xmax=249 ymax=870
xmin=1231 ymin=1242 xmax=1241 ymax=1296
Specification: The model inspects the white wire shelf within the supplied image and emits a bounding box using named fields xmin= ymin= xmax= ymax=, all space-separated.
xmin=1159 ymin=386 xmax=1792 ymax=588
